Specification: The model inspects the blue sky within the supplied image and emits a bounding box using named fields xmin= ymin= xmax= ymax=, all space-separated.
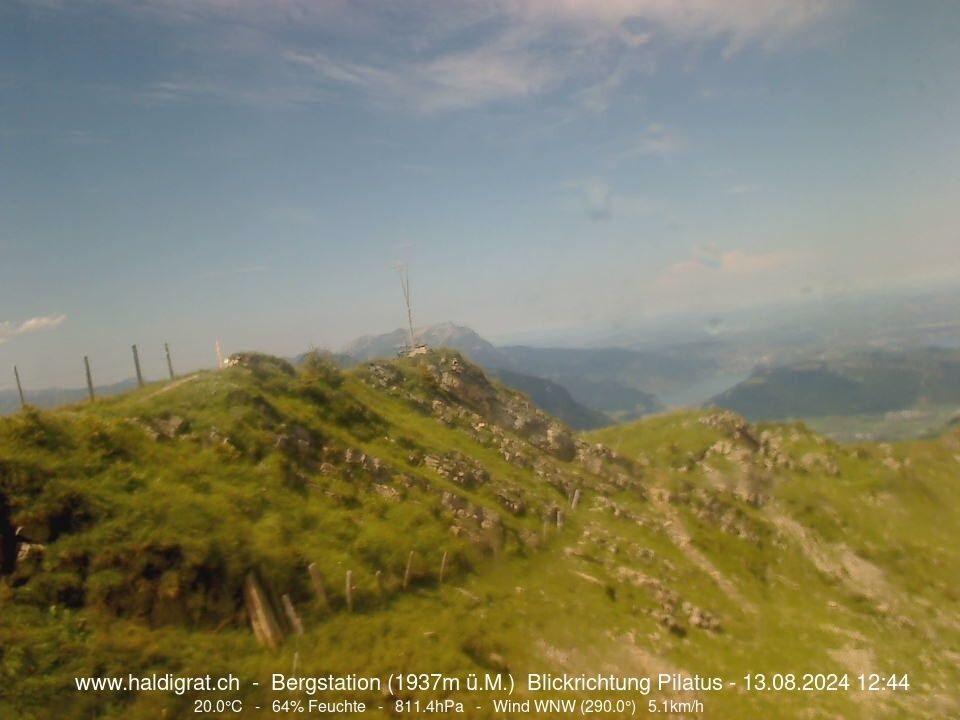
xmin=1 ymin=0 xmax=959 ymax=387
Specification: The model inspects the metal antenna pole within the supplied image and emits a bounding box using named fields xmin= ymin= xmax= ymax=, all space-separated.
xmin=397 ymin=264 xmax=416 ymax=350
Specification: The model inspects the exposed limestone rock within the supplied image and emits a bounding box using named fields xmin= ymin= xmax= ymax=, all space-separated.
xmin=683 ymin=601 xmax=723 ymax=632
xmin=424 ymin=452 xmax=490 ymax=488
xmin=493 ymin=487 xmax=527 ymax=516
xmin=373 ymin=483 xmax=402 ymax=502
xmin=617 ymin=566 xmax=721 ymax=635
xmin=412 ymin=351 xmax=589 ymax=463
xmin=431 ymin=399 xmax=457 ymax=426
xmin=498 ymin=437 xmax=532 ymax=468
xmin=700 ymin=411 xmax=759 ymax=449
xmin=367 ymin=362 xmax=403 ymax=389
xmin=16 ymin=540 xmax=45 ymax=564
xmin=441 ymin=491 xmax=502 ymax=527
xmin=535 ymin=466 xmax=577 ymax=499
xmin=545 ymin=424 xmax=576 ymax=462
xmin=141 ymin=415 xmax=189 ymax=441
xmin=570 ymin=570 xmax=605 ymax=586
xmin=344 ymin=447 xmax=365 ymax=465
xmin=800 ymin=452 xmax=839 ymax=476
xmin=339 ymin=447 xmax=387 ymax=475
xmin=690 ymin=490 xmax=763 ymax=544
xmin=590 ymin=496 xmax=638 ymax=522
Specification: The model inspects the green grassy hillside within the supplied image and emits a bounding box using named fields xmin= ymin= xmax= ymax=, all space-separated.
xmin=1 ymin=351 xmax=957 ymax=718
xmin=709 ymin=348 xmax=960 ymax=437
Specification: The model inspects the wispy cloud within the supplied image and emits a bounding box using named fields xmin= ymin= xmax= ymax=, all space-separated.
xmin=648 ymin=246 xmax=806 ymax=313
xmin=283 ymin=34 xmax=557 ymax=113
xmin=104 ymin=0 xmax=845 ymax=46
xmin=0 ymin=314 xmax=67 ymax=345
xmin=285 ymin=2 xmax=845 ymax=112
xmin=507 ymin=1 xmax=845 ymax=47
xmin=40 ymin=0 xmax=848 ymax=113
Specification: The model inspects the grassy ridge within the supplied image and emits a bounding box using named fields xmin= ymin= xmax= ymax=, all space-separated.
xmin=1 ymin=351 xmax=958 ymax=718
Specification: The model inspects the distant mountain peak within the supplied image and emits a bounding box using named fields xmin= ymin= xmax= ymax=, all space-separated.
xmin=422 ymin=322 xmax=485 ymax=343
xmin=342 ymin=322 xmax=497 ymax=362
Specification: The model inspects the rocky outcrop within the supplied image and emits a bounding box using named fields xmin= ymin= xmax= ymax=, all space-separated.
xmin=414 ymin=351 xmax=582 ymax=462
xmin=616 ymin=566 xmax=722 ymax=635
xmin=423 ymin=452 xmax=489 ymax=488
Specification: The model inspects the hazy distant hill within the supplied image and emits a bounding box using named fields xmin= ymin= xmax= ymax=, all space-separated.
xmin=487 ymin=368 xmax=611 ymax=430
xmin=493 ymin=344 xmax=711 ymax=400
xmin=344 ymin=323 xmax=500 ymax=364
xmin=0 ymin=378 xmax=139 ymax=416
xmin=609 ymin=284 xmax=960 ymax=366
xmin=341 ymin=323 xmax=675 ymax=423
xmin=709 ymin=348 xmax=960 ymax=422
xmin=549 ymin=375 xmax=662 ymax=420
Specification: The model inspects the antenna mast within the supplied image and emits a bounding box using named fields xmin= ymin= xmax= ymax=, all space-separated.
xmin=397 ymin=263 xmax=416 ymax=350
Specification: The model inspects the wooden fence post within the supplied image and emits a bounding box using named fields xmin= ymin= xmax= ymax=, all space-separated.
xmin=438 ymin=551 xmax=448 ymax=585
xmin=571 ymin=489 xmax=581 ymax=510
xmin=84 ymin=356 xmax=95 ymax=401
xmin=165 ymin=343 xmax=175 ymax=380
xmin=132 ymin=345 xmax=144 ymax=388
xmin=13 ymin=366 xmax=25 ymax=409
xmin=403 ymin=551 xmax=414 ymax=590
xmin=281 ymin=594 xmax=304 ymax=635
xmin=308 ymin=563 xmax=330 ymax=612
xmin=243 ymin=573 xmax=283 ymax=650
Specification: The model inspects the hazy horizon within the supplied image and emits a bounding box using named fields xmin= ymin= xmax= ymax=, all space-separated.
xmin=3 ymin=279 xmax=959 ymax=394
